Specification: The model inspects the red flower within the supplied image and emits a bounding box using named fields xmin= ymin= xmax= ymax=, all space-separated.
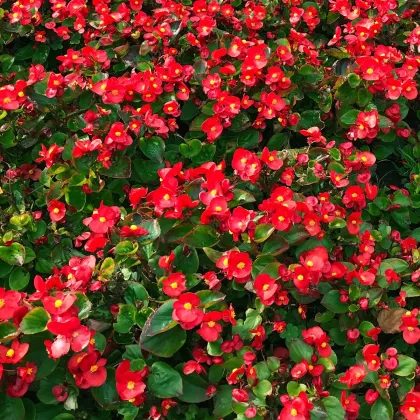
xmin=401 ymin=392 xmax=420 ymax=420
xmin=158 ymin=252 xmax=175 ymax=270
xmin=254 ymin=274 xmax=278 ymax=305
xmin=341 ymin=391 xmax=360 ymax=420
xmin=232 ymin=149 xmax=261 ymax=183
xmin=47 ymin=317 xmax=91 ymax=358
xmin=6 ymin=376 xmax=29 ymax=397
xmin=0 ymin=288 xmax=21 ymax=320
xmin=293 ymin=266 xmax=310 ymax=290
xmin=261 ymin=147 xmax=284 ymax=170
xmin=128 ymin=187 xmax=148 ymax=208
xmin=339 ymin=365 xmax=366 ymax=388
xmin=120 ymin=225 xmax=149 ymax=237
xmin=279 ymin=392 xmax=313 ymax=420
xmin=197 ymin=311 xmax=222 ymax=342
xmin=172 ymin=293 xmax=203 ymax=330
xmin=302 ymin=326 xmax=331 ymax=357
xmin=35 ymin=143 xmax=64 ymax=168
xmin=347 ymin=212 xmax=362 ymax=235
xmin=43 ymin=292 xmax=77 ymax=315
xmin=217 ymin=251 xmax=252 ymax=283
xmin=183 ymin=360 xmax=207 ymax=375
xmin=232 ymin=389 xmax=249 ymax=403
xmin=17 ymin=362 xmax=37 ymax=383
xmin=84 ymin=202 xmax=121 ymax=234
xmin=116 ymin=360 xmax=147 ymax=401
xmin=73 ymin=351 xmax=107 ymax=389
xmin=362 ymin=344 xmax=380 ymax=371
xmin=400 ymin=310 xmax=420 ymax=344
xmin=342 ymin=186 xmax=366 ymax=209
xmin=162 ymin=273 xmax=187 ymax=297
xmin=0 ymin=340 xmax=29 ymax=364
xmin=356 ymin=57 xmax=382 ymax=81
xmin=202 ymin=117 xmax=223 ymax=142
xmin=47 ymin=200 xmax=66 ymax=222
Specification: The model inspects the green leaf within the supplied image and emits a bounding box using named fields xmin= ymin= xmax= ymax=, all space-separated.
xmin=267 ymin=356 xmax=281 ymax=371
xmin=9 ymin=267 xmax=30 ymax=290
xmin=114 ymin=304 xmax=136 ymax=333
xmin=136 ymin=219 xmax=161 ymax=245
xmin=213 ymin=385 xmax=234 ymax=418
xmin=176 ymin=371 xmax=211 ymax=403
xmin=347 ymin=73 xmax=360 ymax=88
xmin=0 ymin=243 xmax=26 ymax=266
xmin=91 ymin=367 xmax=118 ymax=408
xmin=359 ymin=321 xmax=375 ymax=337
xmin=114 ymin=241 xmax=138 ymax=255
xmin=254 ymin=224 xmax=275 ymax=243
xmin=209 ymin=364 xmax=225 ymax=383
xmin=0 ymin=394 xmax=25 ymax=420
xmin=65 ymin=188 xmax=86 ymax=211
xmin=73 ymin=292 xmax=91 ymax=319
xmin=297 ymin=110 xmax=322 ymax=130
xmin=184 ymin=225 xmax=220 ymax=248
xmin=287 ymin=338 xmax=313 ymax=363
xmin=148 ymin=362 xmax=183 ymax=398
xmin=323 ymin=396 xmax=346 ymax=420
xmin=174 ymin=246 xmax=199 ymax=274
xmin=179 ymin=139 xmax=202 ymax=158
xmin=253 ymin=379 xmax=272 ymax=399
xmin=37 ymin=368 xmax=66 ymax=405
xmin=122 ymin=344 xmax=144 ymax=361
xmin=98 ymin=156 xmax=131 ymax=178
xmin=378 ymin=258 xmax=408 ymax=275
xmin=267 ymin=132 xmax=289 ymax=150
xmin=321 ymin=290 xmax=349 ymax=313
xmin=393 ymin=355 xmax=417 ymax=376
xmin=358 ymin=88 xmax=373 ymax=106
xmin=402 ymin=284 xmax=420 ymax=298
xmin=203 ymin=247 xmax=223 ymax=263
xmin=140 ymin=136 xmax=165 ymax=162
xmin=287 ymin=381 xmax=307 ymax=397
xmin=20 ymin=308 xmax=50 ymax=334
xmin=140 ymin=300 xmax=176 ymax=336
xmin=0 ymin=322 xmax=18 ymax=341
xmin=140 ymin=324 xmax=186 ymax=358
xmin=124 ymin=283 xmax=148 ymax=306
xmin=371 ymin=397 xmax=393 ymax=420
xmin=378 ymin=115 xmax=393 ymax=129
xmin=196 ymin=290 xmax=225 ymax=308
xmin=340 ymin=109 xmax=359 ymax=125
xmin=21 ymin=399 xmax=35 ymax=420
xmin=261 ymin=234 xmax=289 ymax=256
xmin=21 ymin=331 xmax=58 ymax=379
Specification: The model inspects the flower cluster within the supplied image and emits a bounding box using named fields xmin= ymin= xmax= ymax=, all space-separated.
xmin=0 ymin=0 xmax=419 ymax=419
